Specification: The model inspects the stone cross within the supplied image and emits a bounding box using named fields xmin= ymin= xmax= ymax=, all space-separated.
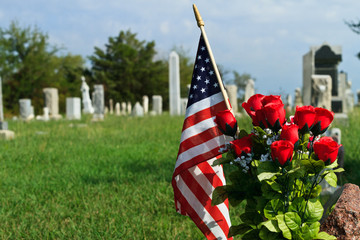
xmin=169 ymin=51 xmax=181 ymax=115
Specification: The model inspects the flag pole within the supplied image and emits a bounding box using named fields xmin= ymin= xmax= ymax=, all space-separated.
xmin=192 ymin=4 xmax=231 ymax=111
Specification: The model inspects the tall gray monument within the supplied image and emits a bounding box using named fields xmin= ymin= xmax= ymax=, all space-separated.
xmin=169 ymin=51 xmax=181 ymax=116
xmin=43 ymin=88 xmax=61 ymax=119
xmin=92 ymin=84 xmax=105 ymax=121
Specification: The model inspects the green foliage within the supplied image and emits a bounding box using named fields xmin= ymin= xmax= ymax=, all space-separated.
xmin=212 ymin=122 xmax=341 ymax=239
xmin=89 ymin=30 xmax=168 ymax=108
xmin=0 ymin=21 xmax=85 ymax=114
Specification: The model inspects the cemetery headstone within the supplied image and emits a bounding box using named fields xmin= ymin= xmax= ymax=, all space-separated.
xmin=244 ymin=79 xmax=255 ymax=102
xmin=294 ymin=87 xmax=303 ymax=107
xmin=66 ymin=97 xmax=81 ymax=120
xmin=127 ymin=102 xmax=132 ymax=115
xmin=43 ymin=88 xmax=62 ymax=119
xmin=311 ymin=75 xmax=332 ymax=109
xmin=36 ymin=107 xmax=50 ymax=121
xmin=143 ymin=95 xmax=149 ymax=115
xmin=109 ymin=99 xmax=114 ymax=114
xmin=152 ymin=95 xmax=163 ymax=115
xmin=132 ymin=102 xmax=144 ymax=117
xmin=81 ymin=76 xmax=94 ymax=114
xmin=121 ymin=102 xmax=127 ymax=115
xmin=180 ymin=98 xmax=188 ymax=115
xmin=285 ymin=94 xmax=293 ymax=112
xmin=92 ymin=84 xmax=105 ymax=121
xmin=225 ymin=85 xmax=238 ymax=113
xmin=115 ymin=102 xmax=121 ymax=116
xmin=19 ymin=99 xmax=33 ymax=120
xmin=169 ymin=51 xmax=181 ymax=116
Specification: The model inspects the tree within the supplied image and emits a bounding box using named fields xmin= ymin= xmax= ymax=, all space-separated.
xmin=345 ymin=19 xmax=360 ymax=59
xmin=0 ymin=21 xmax=85 ymax=114
xmin=89 ymin=30 xmax=168 ymax=108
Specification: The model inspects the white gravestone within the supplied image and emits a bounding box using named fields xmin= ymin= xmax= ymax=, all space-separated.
xmin=92 ymin=84 xmax=105 ymax=121
xmin=180 ymin=98 xmax=188 ymax=115
xmin=295 ymin=88 xmax=303 ymax=107
xmin=109 ymin=99 xmax=114 ymax=114
xmin=36 ymin=107 xmax=50 ymax=121
xmin=226 ymin=85 xmax=238 ymax=113
xmin=115 ymin=102 xmax=121 ymax=116
xmin=143 ymin=95 xmax=149 ymax=115
xmin=80 ymin=76 xmax=94 ymax=114
xmin=127 ymin=102 xmax=132 ymax=115
xmin=152 ymin=95 xmax=163 ymax=115
xmin=132 ymin=102 xmax=144 ymax=117
xmin=43 ymin=88 xmax=62 ymax=119
xmin=121 ymin=102 xmax=127 ymax=115
xmin=311 ymin=75 xmax=332 ymax=110
xmin=169 ymin=51 xmax=181 ymax=116
xmin=19 ymin=99 xmax=33 ymax=120
xmin=66 ymin=97 xmax=81 ymax=120
xmin=244 ymin=79 xmax=255 ymax=102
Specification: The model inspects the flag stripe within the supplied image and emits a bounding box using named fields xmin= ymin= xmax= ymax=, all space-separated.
xmin=178 ymin=126 xmax=219 ymax=155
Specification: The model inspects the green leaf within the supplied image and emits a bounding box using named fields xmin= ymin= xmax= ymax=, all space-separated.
xmin=242 ymin=229 xmax=260 ymax=240
xmin=212 ymin=157 xmax=231 ymax=166
xmin=289 ymin=197 xmax=306 ymax=214
xmin=276 ymin=214 xmax=292 ymax=239
xmin=308 ymin=222 xmax=320 ymax=239
xmin=238 ymin=129 xmax=249 ymax=139
xmin=316 ymin=231 xmax=337 ymax=239
xmin=300 ymin=223 xmax=311 ymax=240
xmin=309 ymin=184 xmax=322 ymax=198
xmin=228 ymin=223 xmax=252 ymax=237
xmin=258 ymin=172 xmax=279 ymax=182
xmin=332 ymin=168 xmax=345 ymax=173
xmin=301 ymin=159 xmax=325 ymax=174
xmin=284 ymin=212 xmax=301 ymax=231
xmin=211 ymin=186 xmax=228 ymax=206
xmin=269 ymin=181 xmax=282 ymax=192
xmin=263 ymin=219 xmax=281 ymax=233
xmin=326 ymin=160 xmax=338 ymax=169
xmin=240 ymin=212 xmax=263 ymax=227
xmin=304 ymin=199 xmax=324 ymax=223
xmin=257 ymin=161 xmax=279 ymax=174
xmin=264 ymin=199 xmax=285 ymax=220
xmin=259 ymin=226 xmax=281 ymax=239
xmin=324 ymin=171 xmax=337 ymax=187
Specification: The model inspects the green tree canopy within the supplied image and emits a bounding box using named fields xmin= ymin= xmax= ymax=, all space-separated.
xmin=0 ymin=21 xmax=85 ymax=114
xmin=345 ymin=19 xmax=360 ymax=59
xmin=89 ymin=30 xmax=168 ymax=108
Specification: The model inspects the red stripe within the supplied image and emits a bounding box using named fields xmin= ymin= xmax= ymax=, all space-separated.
xmin=173 ymin=146 xmax=222 ymax=178
xmin=182 ymin=101 xmax=227 ymax=131
xmin=172 ymin=178 xmax=218 ymax=239
xmin=177 ymin=126 xmax=221 ymax=157
xmin=180 ymin=167 xmax=231 ymax=238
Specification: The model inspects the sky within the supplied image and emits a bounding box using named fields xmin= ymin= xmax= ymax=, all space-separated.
xmin=1 ymin=0 xmax=360 ymax=100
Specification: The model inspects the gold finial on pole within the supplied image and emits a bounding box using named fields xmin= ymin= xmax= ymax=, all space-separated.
xmin=193 ymin=4 xmax=204 ymax=27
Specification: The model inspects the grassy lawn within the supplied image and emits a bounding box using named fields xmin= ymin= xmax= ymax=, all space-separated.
xmin=0 ymin=108 xmax=358 ymax=239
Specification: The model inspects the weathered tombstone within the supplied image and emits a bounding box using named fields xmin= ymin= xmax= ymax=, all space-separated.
xmin=132 ymin=102 xmax=144 ymax=117
xmin=43 ymin=88 xmax=62 ymax=119
xmin=320 ymin=183 xmax=360 ymax=239
xmin=226 ymin=85 xmax=238 ymax=113
xmin=36 ymin=107 xmax=50 ymax=121
xmin=115 ymin=102 xmax=121 ymax=116
xmin=92 ymin=84 xmax=104 ymax=121
xmin=152 ymin=95 xmax=163 ymax=115
xmin=180 ymin=98 xmax=188 ymax=115
xmin=66 ymin=97 xmax=81 ymax=120
xmin=244 ymin=79 xmax=255 ymax=102
xmin=169 ymin=51 xmax=181 ymax=116
xmin=285 ymin=94 xmax=293 ymax=112
xmin=80 ymin=76 xmax=94 ymax=114
xmin=311 ymin=75 xmax=332 ymax=110
xmin=121 ymin=102 xmax=127 ymax=115
xmin=294 ymin=87 xmax=303 ymax=107
xmin=142 ymin=95 xmax=149 ymax=115
xmin=19 ymin=99 xmax=33 ymax=120
xmin=345 ymin=80 xmax=354 ymax=112
xmin=109 ymin=99 xmax=114 ymax=114
xmin=127 ymin=102 xmax=132 ymax=115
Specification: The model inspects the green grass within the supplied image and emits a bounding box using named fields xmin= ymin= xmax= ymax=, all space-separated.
xmin=0 ymin=109 xmax=358 ymax=239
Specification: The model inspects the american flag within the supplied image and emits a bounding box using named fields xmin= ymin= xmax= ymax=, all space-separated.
xmin=172 ymin=34 xmax=232 ymax=240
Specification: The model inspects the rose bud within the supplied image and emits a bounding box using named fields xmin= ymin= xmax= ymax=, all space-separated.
xmin=230 ymin=134 xmax=253 ymax=157
xmin=280 ymin=124 xmax=299 ymax=146
xmin=260 ymin=103 xmax=286 ymax=132
xmin=242 ymin=94 xmax=265 ymax=119
xmin=313 ymin=136 xmax=341 ymax=164
xmin=271 ymin=140 xmax=294 ymax=166
xmin=311 ymin=108 xmax=334 ymax=136
xmin=293 ymin=105 xmax=316 ymax=134
xmin=214 ymin=110 xmax=238 ymax=137
xmin=261 ymin=95 xmax=283 ymax=106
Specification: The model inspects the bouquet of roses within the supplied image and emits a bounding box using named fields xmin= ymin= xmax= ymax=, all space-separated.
xmin=212 ymin=94 xmax=343 ymax=240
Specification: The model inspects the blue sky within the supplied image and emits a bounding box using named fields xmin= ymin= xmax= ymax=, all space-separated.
xmin=1 ymin=0 xmax=360 ymax=99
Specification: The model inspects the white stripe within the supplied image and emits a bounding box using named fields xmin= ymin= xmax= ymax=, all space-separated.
xmin=175 ymin=136 xmax=225 ymax=169
xmin=180 ymin=117 xmax=216 ymax=143
xmin=207 ymin=158 xmax=227 ymax=186
xmin=189 ymin=161 xmax=231 ymax=228
xmin=177 ymin=174 xmax=228 ymax=240
xmin=185 ymin=92 xmax=224 ymax=118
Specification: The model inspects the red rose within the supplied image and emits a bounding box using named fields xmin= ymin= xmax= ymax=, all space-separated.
xmin=293 ymin=105 xmax=316 ymax=133
xmin=271 ymin=140 xmax=294 ymax=166
xmin=311 ymin=108 xmax=334 ymax=136
xmin=313 ymin=136 xmax=341 ymax=164
xmin=280 ymin=124 xmax=299 ymax=145
xmin=256 ymin=103 xmax=286 ymax=132
xmin=242 ymin=94 xmax=265 ymax=119
xmin=230 ymin=134 xmax=253 ymax=156
xmin=215 ymin=110 xmax=238 ymax=137
xmin=261 ymin=95 xmax=283 ymax=106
